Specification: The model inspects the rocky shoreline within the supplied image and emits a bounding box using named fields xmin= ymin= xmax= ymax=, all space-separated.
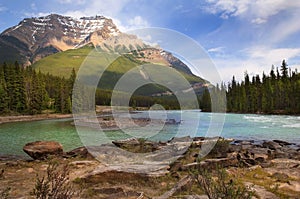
xmin=1 ymin=137 xmax=300 ymax=198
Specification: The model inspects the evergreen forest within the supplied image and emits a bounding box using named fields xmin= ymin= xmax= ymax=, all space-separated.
xmin=0 ymin=62 xmax=75 ymax=115
xmin=226 ymin=60 xmax=300 ymax=114
xmin=1 ymin=59 xmax=299 ymax=115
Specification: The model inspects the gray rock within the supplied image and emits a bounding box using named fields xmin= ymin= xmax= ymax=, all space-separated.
xmin=247 ymin=147 xmax=270 ymax=161
xmin=65 ymin=146 xmax=93 ymax=158
xmin=169 ymin=136 xmax=193 ymax=143
xmin=273 ymin=140 xmax=292 ymax=146
xmin=263 ymin=141 xmax=281 ymax=150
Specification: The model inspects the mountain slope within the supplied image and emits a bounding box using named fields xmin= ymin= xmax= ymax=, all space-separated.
xmin=33 ymin=44 xmax=207 ymax=96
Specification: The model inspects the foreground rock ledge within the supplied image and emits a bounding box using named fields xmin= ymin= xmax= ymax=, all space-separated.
xmin=23 ymin=141 xmax=63 ymax=160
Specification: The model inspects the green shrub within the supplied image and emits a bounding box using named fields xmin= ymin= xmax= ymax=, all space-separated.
xmin=191 ymin=166 xmax=254 ymax=199
xmin=207 ymin=138 xmax=230 ymax=158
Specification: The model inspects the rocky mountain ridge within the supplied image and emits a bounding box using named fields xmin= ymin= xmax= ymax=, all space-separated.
xmin=0 ymin=14 xmax=197 ymax=77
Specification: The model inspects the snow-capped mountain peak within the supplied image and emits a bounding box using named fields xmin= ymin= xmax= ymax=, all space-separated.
xmin=0 ymin=14 xmax=120 ymax=64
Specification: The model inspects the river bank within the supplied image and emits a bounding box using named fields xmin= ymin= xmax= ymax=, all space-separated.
xmin=1 ymin=137 xmax=300 ymax=198
xmin=0 ymin=106 xmax=148 ymax=124
xmin=0 ymin=113 xmax=73 ymax=124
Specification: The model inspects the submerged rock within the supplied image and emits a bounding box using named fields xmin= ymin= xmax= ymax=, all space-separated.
xmin=23 ymin=141 xmax=63 ymax=160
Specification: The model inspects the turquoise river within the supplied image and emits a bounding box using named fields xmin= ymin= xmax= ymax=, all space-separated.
xmin=0 ymin=112 xmax=299 ymax=157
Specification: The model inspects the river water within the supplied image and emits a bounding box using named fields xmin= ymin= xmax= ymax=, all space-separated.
xmin=0 ymin=112 xmax=299 ymax=156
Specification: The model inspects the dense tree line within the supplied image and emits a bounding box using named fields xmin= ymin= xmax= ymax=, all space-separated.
xmin=226 ymin=60 xmax=300 ymax=114
xmin=0 ymin=62 xmax=74 ymax=115
xmin=200 ymin=84 xmax=226 ymax=112
xmin=4 ymin=59 xmax=298 ymax=115
xmin=95 ymin=88 xmax=184 ymax=110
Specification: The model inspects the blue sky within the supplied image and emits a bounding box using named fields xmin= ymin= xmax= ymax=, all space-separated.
xmin=0 ymin=0 xmax=300 ymax=83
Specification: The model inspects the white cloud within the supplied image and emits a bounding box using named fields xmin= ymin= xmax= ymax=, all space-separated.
xmin=127 ymin=16 xmax=149 ymax=29
xmin=55 ymin=0 xmax=150 ymax=31
xmin=251 ymin=17 xmax=266 ymax=24
xmin=205 ymin=0 xmax=250 ymax=18
xmin=30 ymin=3 xmax=37 ymax=10
xmin=205 ymin=0 xmax=300 ymax=47
xmin=205 ymin=0 xmax=300 ymax=24
xmin=56 ymin=0 xmax=86 ymax=5
xmin=268 ymin=14 xmax=300 ymax=44
xmin=23 ymin=12 xmax=52 ymax=18
xmin=0 ymin=6 xmax=7 ymax=12
xmin=246 ymin=47 xmax=300 ymax=63
xmin=208 ymin=46 xmax=225 ymax=53
xmin=211 ymin=46 xmax=300 ymax=83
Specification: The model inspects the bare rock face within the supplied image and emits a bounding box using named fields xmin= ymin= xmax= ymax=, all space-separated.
xmin=23 ymin=141 xmax=63 ymax=160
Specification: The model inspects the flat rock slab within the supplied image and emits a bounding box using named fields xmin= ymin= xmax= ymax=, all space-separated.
xmin=83 ymin=163 xmax=170 ymax=180
xmin=80 ymin=141 xmax=193 ymax=179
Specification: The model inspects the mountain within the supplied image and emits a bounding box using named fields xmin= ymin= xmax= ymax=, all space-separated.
xmin=0 ymin=14 xmax=119 ymax=65
xmin=0 ymin=14 xmax=210 ymax=96
xmin=32 ymin=45 xmax=208 ymax=96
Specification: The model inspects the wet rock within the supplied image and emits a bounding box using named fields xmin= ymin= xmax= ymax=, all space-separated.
xmin=65 ymin=146 xmax=93 ymax=158
xmin=263 ymin=141 xmax=281 ymax=150
xmin=0 ymin=155 xmax=28 ymax=161
xmin=23 ymin=141 xmax=63 ymax=160
xmin=169 ymin=136 xmax=193 ymax=143
xmin=192 ymin=137 xmax=205 ymax=142
xmin=273 ymin=140 xmax=292 ymax=146
xmin=232 ymin=140 xmax=253 ymax=145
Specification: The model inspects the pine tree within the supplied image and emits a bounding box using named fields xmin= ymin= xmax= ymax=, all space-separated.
xmin=280 ymin=59 xmax=288 ymax=80
xmin=0 ymin=64 xmax=9 ymax=113
xmin=14 ymin=62 xmax=27 ymax=112
xmin=201 ymin=88 xmax=211 ymax=112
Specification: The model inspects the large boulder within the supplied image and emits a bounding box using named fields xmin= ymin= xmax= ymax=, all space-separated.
xmin=23 ymin=141 xmax=63 ymax=160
